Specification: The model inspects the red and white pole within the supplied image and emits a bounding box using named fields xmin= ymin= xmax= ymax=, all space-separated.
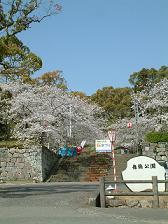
xmin=111 ymin=141 xmax=117 ymax=190
xmin=108 ymin=130 xmax=117 ymax=191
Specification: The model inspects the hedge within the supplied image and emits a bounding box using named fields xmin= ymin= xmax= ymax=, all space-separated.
xmin=145 ymin=132 xmax=168 ymax=143
xmin=0 ymin=140 xmax=23 ymax=148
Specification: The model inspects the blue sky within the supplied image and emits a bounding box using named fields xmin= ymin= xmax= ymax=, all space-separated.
xmin=18 ymin=0 xmax=168 ymax=95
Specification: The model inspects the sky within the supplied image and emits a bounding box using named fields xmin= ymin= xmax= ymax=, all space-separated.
xmin=18 ymin=0 xmax=168 ymax=95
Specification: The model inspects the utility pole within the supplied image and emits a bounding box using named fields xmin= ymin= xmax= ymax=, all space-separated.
xmin=134 ymin=98 xmax=140 ymax=155
xmin=69 ymin=104 xmax=72 ymax=138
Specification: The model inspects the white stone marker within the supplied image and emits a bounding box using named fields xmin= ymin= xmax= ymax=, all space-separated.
xmin=122 ymin=156 xmax=166 ymax=192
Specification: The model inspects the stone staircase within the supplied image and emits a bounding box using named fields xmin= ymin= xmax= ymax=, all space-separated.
xmin=46 ymin=153 xmax=136 ymax=182
xmin=79 ymin=154 xmax=112 ymax=182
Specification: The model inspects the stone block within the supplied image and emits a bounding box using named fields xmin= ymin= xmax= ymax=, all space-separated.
xmin=10 ymin=158 xmax=17 ymax=163
xmin=16 ymin=158 xmax=24 ymax=163
xmin=156 ymin=155 xmax=162 ymax=160
xmin=9 ymin=148 xmax=16 ymax=154
xmin=107 ymin=199 xmax=126 ymax=207
xmin=161 ymin=156 xmax=167 ymax=161
xmin=17 ymin=163 xmax=25 ymax=169
xmin=1 ymin=162 xmax=7 ymax=167
xmin=157 ymin=152 xmax=166 ymax=156
xmin=5 ymin=167 xmax=13 ymax=172
xmin=13 ymin=153 xmax=19 ymax=158
xmin=140 ymin=200 xmax=153 ymax=208
xmin=24 ymin=153 xmax=30 ymax=158
xmin=20 ymin=149 xmax=26 ymax=153
xmin=150 ymin=143 xmax=157 ymax=148
xmin=158 ymin=143 xmax=166 ymax=148
xmin=126 ymin=200 xmax=141 ymax=208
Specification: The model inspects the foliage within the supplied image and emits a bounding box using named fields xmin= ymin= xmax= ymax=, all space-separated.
xmin=129 ymin=66 xmax=168 ymax=92
xmin=0 ymin=1 xmax=61 ymax=83
xmin=70 ymin=91 xmax=87 ymax=99
xmin=0 ymin=0 xmax=61 ymax=37
xmin=145 ymin=132 xmax=168 ymax=143
xmin=90 ymin=86 xmax=132 ymax=122
xmin=0 ymin=36 xmax=42 ymax=82
xmin=1 ymin=82 xmax=106 ymax=147
xmin=132 ymin=78 xmax=168 ymax=131
xmin=37 ymin=70 xmax=68 ymax=90
xmin=0 ymin=139 xmax=23 ymax=148
xmin=110 ymin=78 xmax=168 ymax=149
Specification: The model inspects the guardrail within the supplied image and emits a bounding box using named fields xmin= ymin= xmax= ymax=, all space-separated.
xmin=100 ymin=176 xmax=168 ymax=208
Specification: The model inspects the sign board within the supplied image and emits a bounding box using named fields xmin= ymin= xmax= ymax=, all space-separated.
xmin=95 ymin=140 xmax=111 ymax=153
xmin=108 ymin=130 xmax=116 ymax=142
xmin=127 ymin=122 xmax=132 ymax=128
xmin=122 ymin=156 xmax=166 ymax=192
xmin=80 ymin=140 xmax=86 ymax=148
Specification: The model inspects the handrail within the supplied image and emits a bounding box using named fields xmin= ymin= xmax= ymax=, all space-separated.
xmin=99 ymin=176 xmax=168 ymax=208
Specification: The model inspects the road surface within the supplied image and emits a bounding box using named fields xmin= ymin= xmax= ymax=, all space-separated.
xmin=0 ymin=182 xmax=168 ymax=224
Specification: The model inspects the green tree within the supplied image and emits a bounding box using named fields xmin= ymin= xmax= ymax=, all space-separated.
xmin=91 ymin=86 xmax=132 ymax=123
xmin=37 ymin=70 xmax=68 ymax=90
xmin=129 ymin=66 xmax=168 ymax=92
xmin=0 ymin=1 xmax=61 ymax=37
xmin=0 ymin=0 xmax=61 ymax=82
xmin=0 ymin=36 xmax=42 ymax=82
xmin=70 ymin=91 xmax=87 ymax=99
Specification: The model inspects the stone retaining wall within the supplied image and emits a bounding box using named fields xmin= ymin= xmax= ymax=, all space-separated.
xmin=106 ymin=196 xmax=168 ymax=208
xmin=0 ymin=147 xmax=58 ymax=182
xmin=142 ymin=142 xmax=168 ymax=161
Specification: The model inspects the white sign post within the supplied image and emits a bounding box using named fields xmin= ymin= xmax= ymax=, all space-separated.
xmin=122 ymin=156 xmax=166 ymax=192
xmin=108 ymin=130 xmax=116 ymax=143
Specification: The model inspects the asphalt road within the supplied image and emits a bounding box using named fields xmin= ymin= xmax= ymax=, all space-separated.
xmin=0 ymin=182 xmax=168 ymax=224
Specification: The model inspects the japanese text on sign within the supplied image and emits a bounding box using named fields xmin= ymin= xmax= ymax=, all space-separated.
xmin=132 ymin=163 xmax=156 ymax=170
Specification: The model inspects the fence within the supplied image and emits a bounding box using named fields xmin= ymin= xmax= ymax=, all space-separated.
xmin=100 ymin=176 xmax=168 ymax=208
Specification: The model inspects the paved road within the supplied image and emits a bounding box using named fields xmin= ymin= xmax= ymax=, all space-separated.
xmin=0 ymin=182 xmax=168 ymax=224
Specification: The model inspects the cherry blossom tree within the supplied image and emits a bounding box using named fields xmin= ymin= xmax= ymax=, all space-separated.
xmin=111 ymin=78 xmax=168 ymax=150
xmin=1 ymin=82 xmax=106 ymax=147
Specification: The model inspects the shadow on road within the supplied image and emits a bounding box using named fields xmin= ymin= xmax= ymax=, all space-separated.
xmin=0 ymin=183 xmax=98 ymax=198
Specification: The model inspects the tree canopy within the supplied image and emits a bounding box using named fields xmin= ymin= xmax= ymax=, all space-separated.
xmin=90 ymin=86 xmax=132 ymax=123
xmin=37 ymin=70 xmax=68 ymax=90
xmin=1 ymin=82 xmax=105 ymax=147
xmin=0 ymin=0 xmax=61 ymax=37
xmin=0 ymin=35 xmax=42 ymax=82
xmin=129 ymin=66 xmax=168 ymax=92
xmin=0 ymin=0 xmax=61 ymax=83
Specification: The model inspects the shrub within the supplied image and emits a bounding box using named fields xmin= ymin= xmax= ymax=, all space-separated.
xmin=145 ymin=132 xmax=168 ymax=143
xmin=0 ymin=140 xmax=23 ymax=148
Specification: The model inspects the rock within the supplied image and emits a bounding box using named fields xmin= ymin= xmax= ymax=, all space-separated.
xmin=1 ymin=162 xmax=7 ymax=167
xmin=107 ymin=199 xmax=126 ymax=207
xmin=17 ymin=158 xmax=24 ymax=163
xmin=17 ymin=163 xmax=24 ymax=168
xmin=157 ymin=151 xmax=166 ymax=156
xmin=9 ymin=148 xmax=16 ymax=154
xmin=163 ymin=201 xmax=168 ymax=208
xmin=161 ymin=156 xmax=167 ymax=161
xmin=156 ymin=155 xmax=162 ymax=160
xmin=126 ymin=200 xmax=140 ymax=207
xmin=140 ymin=200 xmax=153 ymax=208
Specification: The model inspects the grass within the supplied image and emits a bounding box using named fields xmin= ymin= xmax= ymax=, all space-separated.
xmin=0 ymin=140 xmax=23 ymax=148
xmin=1 ymin=180 xmax=35 ymax=185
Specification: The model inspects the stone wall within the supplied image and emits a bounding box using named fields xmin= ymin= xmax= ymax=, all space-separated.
xmin=142 ymin=142 xmax=168 ymax=161
xmin=106 ymin=196 xmax=168 ymax=208
xmin=41 ymin=147 xmax=58 ymax=181
xmin=0 ymin=147 xmax=58 ymax=182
